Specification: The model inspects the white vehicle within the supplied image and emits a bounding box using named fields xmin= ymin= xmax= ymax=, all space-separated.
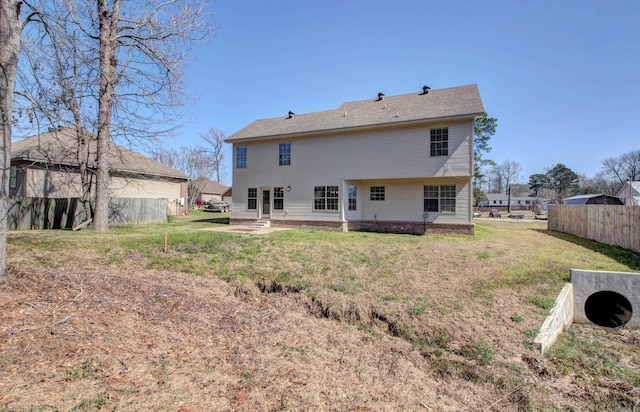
xmin=204 ymin=200 xmax=231 ymax=213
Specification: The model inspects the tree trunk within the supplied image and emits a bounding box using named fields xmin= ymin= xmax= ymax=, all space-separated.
xmin=0 ymin=0 xmax=22 ymax=277
xmin=93 ymin=0 xmax=119 ymax=232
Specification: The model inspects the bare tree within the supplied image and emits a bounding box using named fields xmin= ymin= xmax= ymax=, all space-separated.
xmin=50 ymin=0 xmax=210 ymax=231
xmin=601 ymin=150 xmax=640 ymax=187
xmin=199 ymin=127 xmax=227 ymax=184
xmin=501 ymin=160 xmax=522 ymax=193
xmin=16 ymin=2 xmax=99 ymax=220
xmin=487 ymin=160 xmax=522 ymax=195
xmin=0 ymin=0 xmax=23 ymax=277
xmin=151 ymin=146 xmax=181 ymax=170
xmin=487 ymin=163 xmax=504 ymax=194
xmin=180 ymin=146 xmax=213 ymax=207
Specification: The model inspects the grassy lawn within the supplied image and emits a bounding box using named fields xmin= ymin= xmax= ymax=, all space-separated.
xmin=2 ymin=212 xmax=639 ymax=411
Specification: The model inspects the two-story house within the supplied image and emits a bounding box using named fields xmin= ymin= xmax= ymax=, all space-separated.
xmin=225 ymin=84 xmax=485 ymax=234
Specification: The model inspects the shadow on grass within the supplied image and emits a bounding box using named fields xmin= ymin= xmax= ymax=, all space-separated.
xmin=191 ymin=217 xmax=230 ymax=225
xmin=534 ymin=229 xmax=640 ymax=271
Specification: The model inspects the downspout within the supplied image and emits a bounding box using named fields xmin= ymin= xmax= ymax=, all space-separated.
xmin=340 ymin=180 xmax=346 ymax=222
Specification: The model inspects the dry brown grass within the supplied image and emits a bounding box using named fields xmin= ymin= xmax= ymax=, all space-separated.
xmin=1 ymin=216 xmax=639 ymax=411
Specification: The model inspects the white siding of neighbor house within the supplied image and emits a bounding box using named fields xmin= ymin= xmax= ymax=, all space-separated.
xmin=25 ymin=169 xmax=84 ymax=198
xmin=25 ymin=169 xmax=183 ymax=202
xmin=231 ymin=120 xmax=474 ymax=224
xmin=110 ymin=176 xmax=183 ymax=200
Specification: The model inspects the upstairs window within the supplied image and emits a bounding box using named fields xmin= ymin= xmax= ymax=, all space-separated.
xmin=247 ymin=188 xmax=257 ymax=210
xmin=370 ymin=186 xmax=385 ymax=201
xmin=430 ymin=128 xmax=448 ymax=157
xmin=236 ymin=146 xmax=247 ymax=168
xmin=274 ymin=187 xmax=284 ymax=210
xmin=279 ymin=143 xmax=291 ymax=166
xmin=314 ymin=185 xmax=339 ymax=211
xmin=424 ymin=185 xmax=456 ymax=213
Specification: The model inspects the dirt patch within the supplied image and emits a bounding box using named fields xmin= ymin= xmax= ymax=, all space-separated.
xmin=0 ymin=268 xmax=453 ymax=411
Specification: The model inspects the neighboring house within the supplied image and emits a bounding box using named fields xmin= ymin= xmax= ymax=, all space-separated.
xmin=193 ymin=177 xmax=229 ymax=203
xmin=616 ymin=181 xmax=640 ymax=206
xmin=11 ymin=128 xmax=189 ymax=215
xmin=479 ymin=193 xmax=539 ymax=208
xmin=225 ymin=84 xmax=485 ymax=234
xmin=563 ymin=194 xmax=624 ymax=205
xmin=222 ymin=187 xmax=233 ymax=204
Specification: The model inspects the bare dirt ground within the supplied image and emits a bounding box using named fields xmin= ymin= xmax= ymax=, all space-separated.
xmin=2 ymin=266 xmax=638 ymax=411
xmin=1 ymin=267 xmax=462 ymax=411
xmin=1 ymin=220 xmax=639 ymax=411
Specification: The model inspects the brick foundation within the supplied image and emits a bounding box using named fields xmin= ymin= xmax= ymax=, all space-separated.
xmin=348 ymin=220 xmax=475 ymax=235
xmin=230 ymin=218 xmax=474 ymax=235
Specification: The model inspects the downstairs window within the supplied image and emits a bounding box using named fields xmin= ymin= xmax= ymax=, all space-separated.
xmin=424 ymin=185 xmax=456 ymax=213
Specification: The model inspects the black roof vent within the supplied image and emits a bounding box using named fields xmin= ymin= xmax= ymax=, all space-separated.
xmin=377 ymin=92 xmax=385 ymax=101
xmin=287 ymin=111 xmax=295 ymax=119
xmin=421 ymin=85 xmax=431 ymax=95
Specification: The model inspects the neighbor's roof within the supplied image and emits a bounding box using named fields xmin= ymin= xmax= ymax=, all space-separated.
xmin=12 ymin=128 xmax=189 ymax=180
xmin=193 ymin=177 xmax=228 ymax=194
xmin=563 ymin=194 xmax=623 ymax=205
xmin=226 ymin=84 xmax=484 ymax=142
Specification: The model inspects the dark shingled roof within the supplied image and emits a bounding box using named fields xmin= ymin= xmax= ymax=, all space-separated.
xmin=12 ymin=128 xmax=189 ymax=180
xmin=226 ymin=84 xmax=484 ymax=142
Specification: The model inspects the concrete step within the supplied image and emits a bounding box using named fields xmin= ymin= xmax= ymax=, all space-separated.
xmin=249 ymin=220 xmax=271 ymax=229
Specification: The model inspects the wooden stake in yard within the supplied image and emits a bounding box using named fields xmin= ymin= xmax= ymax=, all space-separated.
xmin=164 ymin=232 xmax=168 ymax=253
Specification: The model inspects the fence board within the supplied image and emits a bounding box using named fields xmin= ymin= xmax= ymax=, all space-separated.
xmin=548 ymin=205 xmax=640 ymax=254
xmin=7 ymin=197 xmax=169 ymax=230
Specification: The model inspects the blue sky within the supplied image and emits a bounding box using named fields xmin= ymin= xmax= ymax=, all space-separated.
xmin=177 ymin=0 xmax=640 ymax=185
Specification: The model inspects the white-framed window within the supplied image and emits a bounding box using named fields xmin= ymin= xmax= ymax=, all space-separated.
xmin=314 ymin=185 xmax=339 ymax=211
xmin=430 ymin=127 xmax=448 ymax=157
xmin=274 ymin=187 xmax=284 ymax=210
xmin=279 ymin=143 xmax=291 ymax=166
xmin=236 ymin=146 xmax=247 ymax=168
xmin=370 ymin=186 xmax=385 ymax=201
xmin=424 ymin=185 xmax=456 ymax=213
xmin=247 ymin=187 xmax=257 ymax=210
xmin=348 ymin=185 xmax=357 ymax=211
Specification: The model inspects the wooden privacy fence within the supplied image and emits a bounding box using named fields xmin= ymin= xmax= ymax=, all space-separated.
xmin=548 ymin=205 xmax=640 ymax=254
xmin=7 ymin=197 xmax=169 ymax=230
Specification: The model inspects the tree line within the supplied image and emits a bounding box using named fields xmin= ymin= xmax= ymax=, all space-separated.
xmin=152 ymin=127 xmax=229 ymax=207
xmin=476 ymin=149 xmax=640 ymax=203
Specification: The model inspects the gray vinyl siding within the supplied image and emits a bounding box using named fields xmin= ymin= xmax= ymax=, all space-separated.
xmin=352 ymin=179 xmax=471 ymax=224
xmin=232 ymin=120 xmax=473 ymax=223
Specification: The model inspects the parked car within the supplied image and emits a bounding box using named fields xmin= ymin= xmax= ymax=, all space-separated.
xmin=489 ymin=208 xmax=501 ymax=218
xmin=204 ymin=200 xmax=231 ymax=212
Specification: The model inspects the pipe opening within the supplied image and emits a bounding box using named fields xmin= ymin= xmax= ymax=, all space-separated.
xmin=584 ymin=290 xmax=632 ymax=328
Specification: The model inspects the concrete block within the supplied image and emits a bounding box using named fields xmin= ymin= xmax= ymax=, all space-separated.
xmin=534 ymin=283 xmax=574 ymax=353
xmin=571 ymin=269 xmax=640 ymax=328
